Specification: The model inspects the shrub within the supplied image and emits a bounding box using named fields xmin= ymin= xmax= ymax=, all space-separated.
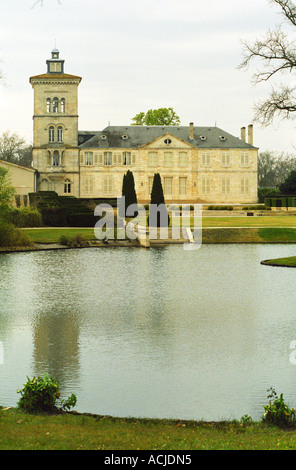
xmin=59 ymin=234 xmax=71 ymax=246
xmin=263 ymin=387 xmax=295 ymax=428
xmin=0 ymin=221 xmax=33 ymax=247
xmin=41 ymin=207 xmax=67 ymax=227
xmin=8 ymin=207 xmax=42 ymax=228
xmin=17 ymin=373 xmax=77 ymax=414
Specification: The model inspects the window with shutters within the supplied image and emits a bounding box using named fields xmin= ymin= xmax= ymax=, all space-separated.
xmin=201 ymin=153 xmax=211 ymax=167
xmin=222 ymin=177 xmax=230 ymax=194
xmin=164 ymin=177 xmax=173 ymax=196
xmin=148 ymin=177 xmax=154 ymax=195
xmin=241 ymin=153 xmax=250 ymax=167
xmin=241 ymin=177 xmax=250 ymax=195
xmin=221 ymin=153 xmax=230 ymax=167
xmin=179 ymin=177 xmax=187 ymax=195
xmin=103 ymin=176 xmax=113 ymax=195
xmin=148 ymin=152 xmax=158 ymax=167
xmin=164 ymin=152 xmax=173 ymax=167
xmin=84 ymin=176 xmax=95 ymax=195
xmin=179 ymin=152 xmax=188 ymax=167
xmin=201 ymin=176 xmax=211 ymax=194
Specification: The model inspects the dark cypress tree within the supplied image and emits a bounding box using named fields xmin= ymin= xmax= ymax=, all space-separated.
xmin=119 ymin=170 xmax=138 ymax=218
xmin=149 ymin=173 xmax=170 ymax=227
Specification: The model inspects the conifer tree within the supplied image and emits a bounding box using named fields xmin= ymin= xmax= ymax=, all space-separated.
xmin=119 ymin=170 xmax=138 ymax=218
xmin=149 ymin=173 xmax=170 ymax=227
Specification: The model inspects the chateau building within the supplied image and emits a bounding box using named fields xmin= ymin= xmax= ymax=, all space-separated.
xmin=30 ymin=50 xmax=258 ymax=204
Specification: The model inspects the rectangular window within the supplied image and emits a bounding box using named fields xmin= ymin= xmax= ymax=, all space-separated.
xmin=221 ymin=153 xmax=230 ymax=167
xmin=179 ymin=177 xmax=187 ymax=195
xmin=84 ymin=176 xmax=95 ymax=195
xmin=104 ymin=152 xmax=112 ymax=166
xmin=202 ymin=177 xmax=211 ymax=194
xmin=222 ymin=177 xmax=230 ymax=194
xmin=103 ymin=176 xmax=113 ymax=195
xmin=241 ymin=153 xmax=250 ymax=167
xmin=85 ymin=152 xmax=93 ymax=166
xmin=164 ymin=177 xmax=173 ymax=196
xmin=202 ymin=153 xmax=211 ymax=167
xmin=241 ymin=177 xmax=250 ymax=195
xmin=123 ymin=152 xmax=131 ymax=166
xmin=148 ymin=152 xmax=158 ymax=167
xmin=164 ymin=152 xmax=173 ymax=167
xmin=179 ymin=152 xmax=188 ymax=167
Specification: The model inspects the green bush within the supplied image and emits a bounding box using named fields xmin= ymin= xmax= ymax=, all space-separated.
xmin=41 ymin=207 xmax=67 ymax=227
xmin=17 ymin=373 xmax=77 ymax=414
xmin=8 ymin=207 xmax=42 ymax=228
xmin=0 ymin=221 xmax=33 ymax=247
xmin=242 ymin=205 xmax=266 ymax=210
xmin=59 ymin=234 xmax=71 ymax=246
xmin=263 ymin=388 xmax=295 ymax=428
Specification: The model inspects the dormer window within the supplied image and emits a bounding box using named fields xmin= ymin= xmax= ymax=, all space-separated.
xmin=121 ymin=135 xmax=128 ymax=140
xmin=100 ymin=135 xmax=107 ymax=140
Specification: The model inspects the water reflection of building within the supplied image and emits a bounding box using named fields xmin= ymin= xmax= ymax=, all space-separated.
xmin=32 ymin=309 xmax=80 ymax=385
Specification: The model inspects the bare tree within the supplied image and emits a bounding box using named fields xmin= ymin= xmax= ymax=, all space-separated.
xmin=239 ymin=0 xmax=296 ymax=125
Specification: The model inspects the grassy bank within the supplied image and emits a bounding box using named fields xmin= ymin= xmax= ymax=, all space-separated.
xmin=261 ymin=256 xmax=296 ymax=267
xmin=20 ymin=225 xmax=296 ymax=246
xmin=1 ymin=407 xmax=296 ymax=450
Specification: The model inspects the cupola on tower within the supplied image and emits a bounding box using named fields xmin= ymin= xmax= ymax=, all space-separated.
xmin=30 ymin=49 xmax=82 ymax=196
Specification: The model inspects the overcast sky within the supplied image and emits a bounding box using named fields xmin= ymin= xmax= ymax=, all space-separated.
xmin=0 ymin=0 xmax=296 ymax=153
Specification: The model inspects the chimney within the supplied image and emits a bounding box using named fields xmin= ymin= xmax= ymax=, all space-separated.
xmin=241 ymin=127 xmax=246 ymax=142
xmin=189 ymin=122 xmax=194 ymax=140
xmin=248 ymin=124 xmax=253 ymax=146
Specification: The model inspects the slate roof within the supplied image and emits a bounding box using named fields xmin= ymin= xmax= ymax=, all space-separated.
xmin=78 ymin=125 xmax=257 ymax=150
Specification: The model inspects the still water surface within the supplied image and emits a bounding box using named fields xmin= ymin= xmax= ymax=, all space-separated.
xmin=1 ymin=244 xmax=296 ymax=421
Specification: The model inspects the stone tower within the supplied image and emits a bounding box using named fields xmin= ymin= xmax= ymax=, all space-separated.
xmin=29 ymin=49 xmax=82 ymax=196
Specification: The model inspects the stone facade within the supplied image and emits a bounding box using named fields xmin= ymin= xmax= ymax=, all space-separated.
xmin=0 ymin=159 xmax=37 ymax=206
xmin=30 ymin=50 xmax=258 ymax=204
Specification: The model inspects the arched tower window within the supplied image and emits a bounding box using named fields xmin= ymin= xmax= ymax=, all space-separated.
xmin=64 ymin=179 xmax=71 ymax=194
xmin=53 ymin=150 xmax=60 ymax=167
xmin=57 ymin=126 xmax=63 ymax=142
xmin=49 ymin=126 xmax=55 ymax=142
xmin=53 ymin=98 xmax=59 ymax=113
xmin=61 ymin=99 xmax=65 ymax=113
xmin=46 ymin=98 xmax=51 ymax=113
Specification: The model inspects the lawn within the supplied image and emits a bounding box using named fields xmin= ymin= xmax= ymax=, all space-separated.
xmin=201 ymin=215 xmax=296 ymax=228
xmin=22 ymin=228 xmax=97 ymax=244
xmin=1 ymin=408 xmax=296 ymax=450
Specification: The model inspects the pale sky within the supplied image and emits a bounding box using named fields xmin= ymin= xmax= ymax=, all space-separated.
xmin=1 ymin=0 xmax=296 ymax=153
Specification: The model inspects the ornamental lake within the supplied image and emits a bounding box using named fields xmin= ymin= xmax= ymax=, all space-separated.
xmin=1 ymin=243 xmax=296 ymax=421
